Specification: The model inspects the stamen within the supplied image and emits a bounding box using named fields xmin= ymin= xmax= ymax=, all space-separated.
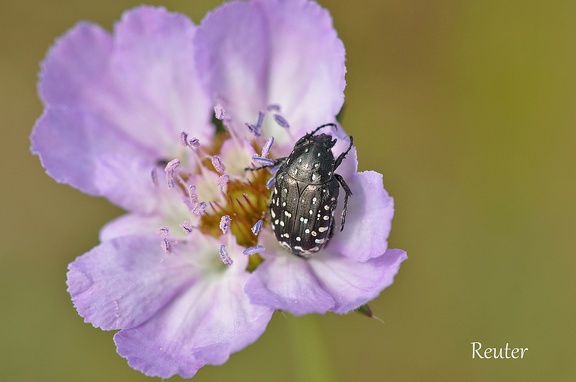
xmin=180 ymin=220 xmax=194 ymax=234
xmin=245 ymin=122 xmax=261 ymax=136
xmin=158 ymin=226 xmax=169 ymax=236
xmin=219 ymin=245 xmax=233 ymax=266
xmin=262 ymin=136 xmax=274 ymax=157
xmin=164 ymin=159 xmax=180 ymax=189
xmin=188 ymin=185 xmax=199 ymax=205
xmin=266 ymin=176 xmax=275 ymax=189
xmin=252 ymin=155 xmax=276 ymax=167
xmin=192 ymin=201 xmax=207 ymax=215
xmin=189 ymin=138 xmax=201 ymax=150
xmin=251 ymin=220 xmax=263 ymax=235
xmin=266 ymin=104 xmax=281 ymax=112
xmin=211 ymin=156 xmax=226 ymax=174
xmin=180 ymin=131 xmax=189 ymax=147
xmin=243 ymin=245 xmax=265 ymax=256
xmin=214 ymin=104 xmax=226 ymax=120
xmin=161 ymin=238 xmax=173 ymax=255
xmin=219 ymin=215 xmax=231 ymax=234
xmin=217 ymin=174 xmax=229 ymax=191
xmin=273 ymin=114 xmax=290 ymax=128
xmin=151 ymin=168 xmax=159 ymax=187
xmin=246 ymin=111 xmax=265 ymax=136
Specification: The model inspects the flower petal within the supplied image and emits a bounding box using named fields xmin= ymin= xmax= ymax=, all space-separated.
xmin=110 ymin=6 xmax=213 ymax=147
xmin=245 ymin=233 xmax=335 ymax=315
xmin=67 ymin=235 xmax=195 ymax=331
xmin=99 ymin=213 xmax=166 ymax=241
xmin=37 ymin=6 xmax=212 ymax=158
xmin=31 ymin=108 xmax=161 ymax=212
xmin=309 ymin=249 xmax=407 ymax=314
xmin=114 ymin=245 xmax=273 ymax=379
xmin=330 ymin=171 xmax=394 ymax=262
xmin=196 ymin=0 xmax=345 ymax=145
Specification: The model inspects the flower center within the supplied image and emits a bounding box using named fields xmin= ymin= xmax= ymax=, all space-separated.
xmin=200 ymin=169 xmax=270 ymax=248
xmin=157 ymin=105 xmax=291 ymax=269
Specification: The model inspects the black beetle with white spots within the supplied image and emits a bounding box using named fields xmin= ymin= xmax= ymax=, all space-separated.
xmin=248 ymin=124 xmax=353 ymax=258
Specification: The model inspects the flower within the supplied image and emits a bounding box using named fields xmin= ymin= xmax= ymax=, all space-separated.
xmin=196 ymin=0 xmax=407 ymax=315
xmin=31 ymin=0 xmax=406 ymax=379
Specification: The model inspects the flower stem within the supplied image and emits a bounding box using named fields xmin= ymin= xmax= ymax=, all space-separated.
xmin=288 ymin=314 xmax=336 ymax=382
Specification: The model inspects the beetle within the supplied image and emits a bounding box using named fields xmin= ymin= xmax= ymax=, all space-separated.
xmin=248 ymin=123 xmax=353 ymax=258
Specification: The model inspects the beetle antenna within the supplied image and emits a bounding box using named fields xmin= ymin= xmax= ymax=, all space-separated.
xmin=308 ymin=123 xmax=337 ymax=136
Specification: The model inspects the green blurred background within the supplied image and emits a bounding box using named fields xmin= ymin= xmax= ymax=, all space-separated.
xmin=1 ymin=0 xmax=575 ymax=381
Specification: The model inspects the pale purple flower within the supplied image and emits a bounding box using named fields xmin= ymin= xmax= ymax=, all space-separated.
xmin=31 ymin=6 xmax=272 ymax=379
xmin=196 ymin=0 xmax=407 ymax=315
xmin=30 ymin=0 xmax=406 ymax=379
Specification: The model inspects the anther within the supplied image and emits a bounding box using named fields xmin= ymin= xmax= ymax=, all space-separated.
xmin=217 ymin=174 xmax=229 ymax=191
xmin=192 ymin=202 xmax=207 ymax=215
xmin=266 ymin=104 xmax=281 ymax=112
xmin=246 ymin=111 xmax=265 ymax=136
xmin=211 ymin=156 xmax=226 ymax=174
xmin=180 ymin=220 xmax=194 ymax=234
xmin=262 ymin=136 xmax=274 ymax=157
xmin=188 ymin=185 xmax=199 ymax=205
xmin=219 ymin=215 xmax=231 ymax=234
xmin=180 ymin=131 xmax=189 ymax=147
xmin=151 ymin=168 xmax=159 ymax=187
xmin=266 ymin=176 xmax=275 ymax=189
xmin=164 ymin=159 xmax=180 ymax=189
xmin=161 ymin=238 xmax=173 ymax=255
xmin=214 ymin=104 xmax=226 ymax=120
xmin=273 ymin=114 xmax=290 ymax=128
xmin=158 ymin=226 xmax=169 ymax=236
xmin=188 ymin=138 xmax=200 ymax=149
xmin=243 ymin=245 xmax=265 ymax=256
xmin=252 ymin=155 xmax=276 ymax=167
xmin=251 ymin=220 xmax=263 ymax=235
xmin=219 ymin=245 xmax=233 ymax=266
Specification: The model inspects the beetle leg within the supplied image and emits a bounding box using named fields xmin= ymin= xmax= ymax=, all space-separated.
xmin=245 ymin=157 xmax=287 ymax=171
xmin=334 ymin=136 xmax=354 ymax=170
xmin=334 ymin=173 xmax=353 ymax=231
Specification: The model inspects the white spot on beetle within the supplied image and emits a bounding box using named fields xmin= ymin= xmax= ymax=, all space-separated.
xmin=311 ymin=231 xmax=317 ymax=236
xmin=296 ymin=237 xmax=301 ymax=242
xmin=323 ymin=215 xmax=329 ymax=221
xmin=324 ymin=205 xmax=330 ymax=210
xmin=318 ymin=227 xmax=329 ymax=233
xmin=280 ymin=221 xmax=285 ymax=226
xmin=315 ymin=238 xmax=325 ymax=244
